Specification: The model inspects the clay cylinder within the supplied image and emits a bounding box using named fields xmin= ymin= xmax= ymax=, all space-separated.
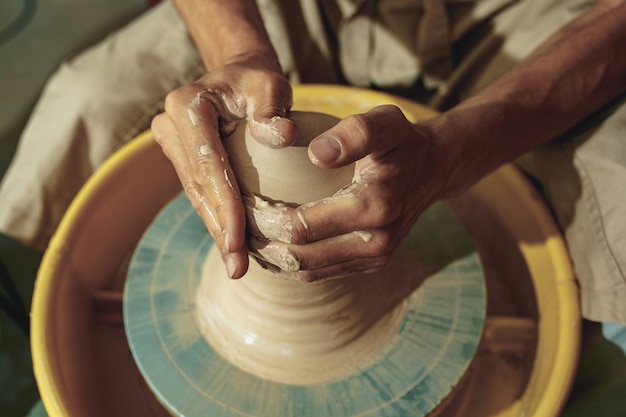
xmin=195 ymin=111 xmax=406 ymax=385
xmin=223 ymin=111 xmax=354 ymax=205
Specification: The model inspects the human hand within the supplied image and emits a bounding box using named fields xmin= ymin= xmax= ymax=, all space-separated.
xmin=151 ymin=54 xmax=296 ymax=279
xmin=247 ymin=105 xmax=456 ymax=282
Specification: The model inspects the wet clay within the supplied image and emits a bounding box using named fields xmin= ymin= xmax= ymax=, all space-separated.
xmin=194 ymin=112 xmax=409 ymax=384
xmin=195 ymin=246 xmax=412 ymax=385
xmin=223 ymin=111 xmax=354 ymax=205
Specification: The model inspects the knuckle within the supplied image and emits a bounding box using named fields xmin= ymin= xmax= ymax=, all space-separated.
xmin=150 ymin=119 xmax=165 ymax=144
xmin=249 ymin=76 xmax=293 ymax=118
xmin=374 ymin=185 xmax=405 ymax=222
xmin=150 ymin=112 xmax=165 ymax=130
xmin=193 ymin=157 xmax=215 ymax=186
xmin=359 ymin=195 xmax=399 ymax=228
xmin=372 ymin=104 xmax=406 ymax=126
xmin=345 ymin=113 xmax=373 ymax=140
xmin=380 ymin=104 xmax=404 ymax=118
xmin=261 ymin=71 xmax=290 ymax=92
xmin=164 ymin=83 xmax=211 ymax=115
xmin=366 ymin=230 xmax=396 ymax=258
xmin=163 ymin=86 xmax=189 ymax=114
xmin=150 ymin=114 xmax=171 ymax=146
xmin=368 ymin=204 xmax=391 ymax=227
xmin=380 ymin=201 xmax=402 ymax=224
xmin=182 ymin=181 xmax=207 ymax=211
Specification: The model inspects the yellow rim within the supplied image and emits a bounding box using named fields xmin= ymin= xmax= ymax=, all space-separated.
xmin=31 ymin=131 xmax=155 ymax=416
xmin=31 ymin=85 xmax=580 ymax=417
xmin=499 ymin=164 xmax=580 ymax=417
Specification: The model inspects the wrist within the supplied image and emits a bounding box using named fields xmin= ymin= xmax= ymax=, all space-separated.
xmin=220 ymin=51 xmax=283 ymax=75
xmin=174 ymin=0 xmax=279 ymax=71
xmin=415 ymin=116 xmax=480 ymax=200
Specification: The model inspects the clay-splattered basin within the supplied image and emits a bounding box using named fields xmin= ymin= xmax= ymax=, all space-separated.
xmin=31 ymin=85 xmax=580 ymax=417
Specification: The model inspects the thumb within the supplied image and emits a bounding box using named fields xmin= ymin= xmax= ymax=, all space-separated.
xmin=308 ymin=105 xmax=407 ymax=168
xmin=247 ymin=94 xmax=297 ymax=149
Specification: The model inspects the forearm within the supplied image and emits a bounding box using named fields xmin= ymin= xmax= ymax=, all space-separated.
xmin=172 ymin=0 xmax=279 ymax=71
xmin=425 ymin=0 xmax=626 ymax=196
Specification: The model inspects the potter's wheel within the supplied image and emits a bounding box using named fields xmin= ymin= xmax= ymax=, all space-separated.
xmin=31 ymin=85 xmax=581 ymax=417
xmin=124 ymin=192 xmax=486 ymax=417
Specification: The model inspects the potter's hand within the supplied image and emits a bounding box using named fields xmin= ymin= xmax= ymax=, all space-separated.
xmin=151 ymin=55 xmax=296 ymax=279
xmin=250 ymin=105 xmax=457 ymax=282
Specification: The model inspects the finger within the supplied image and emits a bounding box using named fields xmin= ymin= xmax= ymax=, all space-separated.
xmin=248 ymin=115 xmax=298 ymax=148
xmin=300 ymin=182 xmax=402 ymax=241
xmin=308 ymin=105 xmax=410 ymax=168
xmin=295 ymin=257 xmax=389 ymax=283
xmin=163 ymin=85 xmax=247 ymax=256
xmin=249 ymin=232 xmax=393 ymax=282
xmin=290 ymin=229 xmax=395 ymax=272
xmin=247 ymin=82 xmax=297 ymax=148
xmin=248 ymin=251 xmax=381 ymax=283
xmin=245 ymin=182 xmax=401 ymax=245
xmin=152 ymin=113 xmax=249 ymax=279
xmin=242 ymin=193 xmax=300 ymax=243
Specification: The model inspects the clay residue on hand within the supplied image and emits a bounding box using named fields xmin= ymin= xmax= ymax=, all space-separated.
xmin=250 ymin=240 xmax=301 ymax=273
xmin=188 ymin=92 xmax=205 ymax=126
xmin=223 ymin=168 xmax=235 ymax=193
xmin=248 ymin=115 xmax=291 ymax=148
xmin=244 ymin=186 xmax=372 ymax=245
xmin=296 ymin=211 xmax=310 ymax=232
xmin=199 ymin=144 xmax=213 ymax=156
xmin=244 ymin=194 xmax=295 ymax=243
xmin=205 ymin=87 xmax=245 ymax=118
xmin=353 ymin=230 xmax=373 ymax=242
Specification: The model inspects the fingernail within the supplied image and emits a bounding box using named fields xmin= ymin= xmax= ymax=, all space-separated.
xmin=309 ymin=135 xmax=341 ymax=164
xmin=225 ymin=254 xmax=238 ymax=279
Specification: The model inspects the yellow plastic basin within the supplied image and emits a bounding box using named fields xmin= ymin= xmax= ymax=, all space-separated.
xmin=31 ymin=85 xmax=580 ymax=417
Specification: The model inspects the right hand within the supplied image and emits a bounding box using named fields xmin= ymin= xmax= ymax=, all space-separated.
xmin=151 ymin=54 xmax=296 ymax=279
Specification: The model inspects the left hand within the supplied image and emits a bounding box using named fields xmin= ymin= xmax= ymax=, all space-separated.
xmin=248 ymin=105 xmax=457 ymax=282
xmin=151 ymin=54 xmax=296 ymax=279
